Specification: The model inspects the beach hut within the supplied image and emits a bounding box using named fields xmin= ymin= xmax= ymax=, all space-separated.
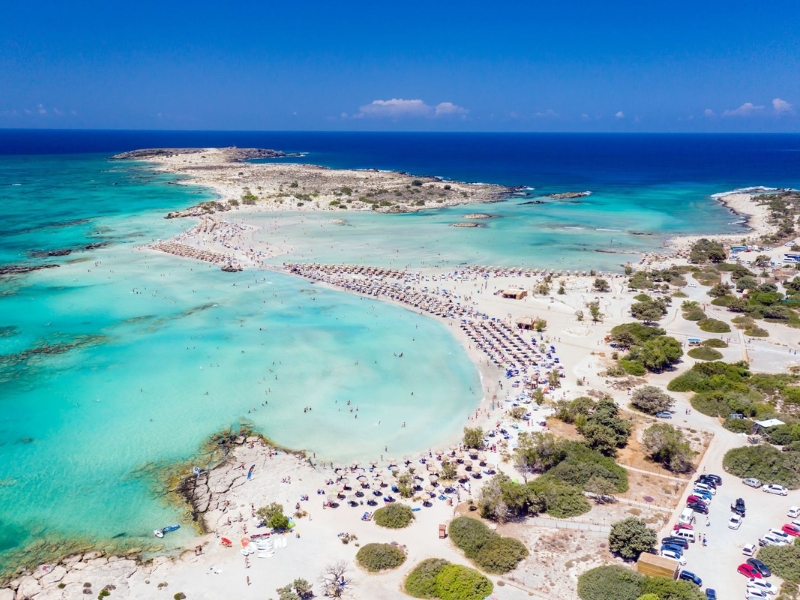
xmin=516 ymin=316 xmax=536 ymax=330
xmin=502 ymin=288 xmax=528 ymax=300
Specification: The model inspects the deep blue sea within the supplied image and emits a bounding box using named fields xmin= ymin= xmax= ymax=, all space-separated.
xmin=1 ymin=130 xmax=800 ymax=571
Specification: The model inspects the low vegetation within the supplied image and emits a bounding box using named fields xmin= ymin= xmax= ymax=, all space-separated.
xmin=374 ymin=503 xmax=415 ymax=529
xmin=577 ymin=565 xmax=704 ymax=600
xmin=448 ymin=517 xmax=528 ymax=574
xmin=257 ymin=502 xmax=290 ymax=531
xmin=355 ymin=543 xmax=406 ymax=572
xmin=687 ymin=346 xmax=723 ymax=361
xmin=405 ymin=558 xmax=493 ymax=600
xmin=723 ymin=445 xmax=800 ymax=489
xmin=688 ymin=238 xmax=726 ymax=264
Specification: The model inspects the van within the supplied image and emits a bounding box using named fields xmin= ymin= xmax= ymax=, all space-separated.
xmin=679 ymin=508 xmax=696 ymax=525
xmin=674 ymin=529 xmax=696 ymax=543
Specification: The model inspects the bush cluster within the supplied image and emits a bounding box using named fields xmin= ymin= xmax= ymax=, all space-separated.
xmin=608 ymin=517 xmax=657 ymax=560
xmin=642 ymin=424 xmax=696 ymax=473
xmin=609 ymin=323 xmax=682 ymax=374
xmin=758 ymin=543 xmax=800 ymax=583
xmin=688 ymin=238 xmax=726 ymax=263
xmin=374 ymin=503 xmax=414 ymax=529
xmin=448 ymin=517 xmax=528 ymax=573
xmin=687 ymin=346 xmax=723 ymax=361
xmin=723 ymin=445 xmax=800 ymax=489
xmin=577 ymin=565 xmax=704 ymax=600
xmin=355 ymin=543 xmax=406 ymax=572
xmin=405 ymin=558 xmax=493 ymax=600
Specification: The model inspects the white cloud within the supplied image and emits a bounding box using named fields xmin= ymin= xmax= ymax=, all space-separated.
xmin=581 ymin=113 xmax=590 ymax=120
xmin=434 ymin=101 xmax=468 ymax=116
xmin=704 ymin=109 xmax=716 ymax=118
xmin=534 ymin=109 xmax=558 ymax=118
xmin=351 ymin=98 xmax=467 ymax=119
xmin=773 ymin=98 xmax=794 ymax=115
xmin=615 ymin=111 xmax=624 ymax=119
xmin=37 ymin=104 xmax=46 ymax=115
xmin=722 ymin=102 xmax=764 ymax=117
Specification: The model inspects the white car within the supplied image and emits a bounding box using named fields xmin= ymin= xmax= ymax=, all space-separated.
xmin=748 ymin=579 xmax=777 ymax=594
xmin=660 ymin=549 xmax=686 ymax=565
xmin=762 ymin=484 xmax=788 ymax=496
xmin=788 ymin=506 xmax=800 ymax=518
xmin=745 ymin=588 xmax=770 ymax=599
xmin=728 ymin=515 xmax=743 ymax=530
xmin=742 ymin=543 xmax=757 ymax=556
xmin=769 ymin=528 xmax=790 ymax=540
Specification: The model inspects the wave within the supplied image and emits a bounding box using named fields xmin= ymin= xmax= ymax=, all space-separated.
xmin=711 ymin=186 xmax=778 ymax=198
xmin=596 ymin=228 xmax=621 ymax=232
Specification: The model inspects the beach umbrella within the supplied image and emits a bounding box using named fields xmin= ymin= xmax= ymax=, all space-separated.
xmin=455 ymin=451 xmax=464 ymax=459
xmin=424 ymin=484 xmax=435 ymax=492
xmin=403 ymin=455 xmax=412 ymax=463
xmin=463 ymin=459 xmax=473 ymax=467
xmin=434 ymin=449 xmax=444 ymax=456
xmin=429 ymin=474 xmax=439 ymax=483
xmin=241 ymin=536 xmax=250 ymax=548
xmin=346 ymin=494 xmax=358 ymax=503
xmin=356 ymin=475 xmax=367 ymax=481
xmin=387 ymin=457 xmax=397 ymax=465
xmin=449 ymin=445 xmax=458 ymax=451
xmin=326 ymin=493 xmax=338 ymax=504
xmin=340 ymin=477 xmax=350 ymax=485
xmin=352 ymin=460 xmax=360 ymax=467
xmin=369 ymin=460 xmax=378 ymax=466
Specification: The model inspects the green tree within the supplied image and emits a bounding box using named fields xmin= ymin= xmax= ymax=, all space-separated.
xmin=642 ymin=423 xmax=696 ymax=473
xmin=637 ymin=336 xmax=683 ymax=372
xmin=588 ymin=300 xmax=603 ymax=322
xmin=577 ymin=565 xmax=643 ymax=600
xmin=440 ymin=460 xmax=457 ymax=481
xmin=463 ymin=427 xmax=484 ymax=449
xmin=293 ymin=579 xmax=312 ymax=599
xmin=268 ymin=512 xmax=291 ymax=531
xmin=631 ymin=386 xmax=675 ymax=414
xmin=585 ymin=475 xmax=617 ymax=503
xmin=594 ymin=278 xmax=611 ymax=292
xmin=736 ymin=276 xmax=757 ymax=291
xmin=631 ymin=300 xmax=664 ymax=323
xmin=396 ymin=471 xmax=414 ymax=498
xmin=608 ymin=517 xmax=657 ymax=560
xmin=435 ymin=564 xmax=493 ymax=600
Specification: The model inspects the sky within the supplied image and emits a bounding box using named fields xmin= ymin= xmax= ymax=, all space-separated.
xmin=1 ymin=0 xmax=799 ymax=132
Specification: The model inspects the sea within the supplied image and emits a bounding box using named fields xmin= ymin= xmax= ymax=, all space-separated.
xmin=1 ymin=130 xmax=800 ymax=571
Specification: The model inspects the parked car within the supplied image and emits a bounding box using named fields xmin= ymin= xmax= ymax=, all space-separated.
xmin=747 ymin=559 xmax=772 ymax=578
xmin=743 ymin=543 xmax=757 ymax=556
xmin=782 ymin=524 xmax=800 ymax=537
xmin=696 ymin=476 xmax=717 ymax=488
xmin=705 ymin=589 xmax=716 ymax=599
xmin=759 ymin=534 xmax=788 ymax=547
xmin=729 ymin=515 xmax=743 ymax=530
xmin=655 ymin=411 xmax=672 ymax=418
xmin=661 ymin=549 xmax=687 ymax=564
xmin=674 ymin=522 xmax=694 ymax=531
xmin=763 ymin=484 xmax=788 ymax=496
xmin=745 ymin=589 xmax=770 ymax=599
xmin=747 ymin=578 xmax=777 ymax=593
xmin=687 ymin=495 xmax=709 ymax=506
xmin=732 ymin=497 xmax=746 ymax=516
xmin=788 ymin=506 xmax=800 ymax=518
xmin=661 ymin=536 xmax=689 ymax=549
xmin=692 ymin=489 xmax=713 ymax=501
xmin=739 ymin=563 xmax=762 ymax=578
xmin=704 ymin=473 xmax=723 ymax=485
xmin=661 ymin=543 xmax=684 ymax=555
xmin=744 ymin=478 xmax=762 ymax=488
xmin=688 ymin=502 xmax=709 ymax=515
xmin=769 ymin=528 xmax=790 ymax=540
xmin=679 ymin=571 xmax=702 ymax=586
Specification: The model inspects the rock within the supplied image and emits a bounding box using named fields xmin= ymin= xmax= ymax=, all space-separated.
xmin=0 ymin=264 xmax=59 ymax=276
xmin=86 ymin=558 xmax=107 ymax=567
xmin=0 ymin=589 xmax=14 ymax=600
xmin=40 ymin=566 xmax=66 ymax=587
xmin=60 ymin=555 xmax=82 ymax=565
xmin=81 ymin=552 xmax=102 ymax=562
xmin=33 ymin=590 xmax=65 ymax=600
xmin=15 ymin=576 xmax=41 ymax=599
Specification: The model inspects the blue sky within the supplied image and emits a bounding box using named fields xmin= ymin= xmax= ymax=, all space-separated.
xmin=1 ymin=0 xmax=799 ymax=132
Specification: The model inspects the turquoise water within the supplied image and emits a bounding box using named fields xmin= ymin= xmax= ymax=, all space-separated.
xmin=250 ymin=182 xmax=741 ymax=270
xmin=0 ymin=154 xmax=480 ymax=568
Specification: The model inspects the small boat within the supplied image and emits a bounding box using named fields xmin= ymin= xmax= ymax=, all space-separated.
xmin=153 ymin=524 xmax=181 ymax=538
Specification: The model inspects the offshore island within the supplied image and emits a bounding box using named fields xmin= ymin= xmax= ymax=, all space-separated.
xmin=3 ymin=149 xmax=800 ymax=600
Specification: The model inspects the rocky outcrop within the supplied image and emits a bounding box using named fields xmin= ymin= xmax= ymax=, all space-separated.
xmin=546 ymin=191 xmax=591 ymax=199
xmin=0 ymin=264 xmax=59 ymax=277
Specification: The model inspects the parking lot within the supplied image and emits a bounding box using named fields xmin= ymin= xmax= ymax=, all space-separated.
xmin=661 ymin=434 xmax=796 ymax=598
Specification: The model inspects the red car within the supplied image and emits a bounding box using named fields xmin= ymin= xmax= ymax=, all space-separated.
xmin=686 ymin=495 xmax=705 ymax=505
xmin=782 ymin=524 xmax=800 ymax=536
xmin=738 ymin=563 xmax=762 ymax=578
xmin=673 ymin=522 xmax=694 ymax=531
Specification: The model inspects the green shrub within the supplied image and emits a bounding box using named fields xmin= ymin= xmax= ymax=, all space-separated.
xmin=374 ymin=503 xmax=415 ymax=529
xmin=527 ymin=476 xmax=592 ymax=517
xmin=687 ymin=347 xmax=723 ymax=361
xmin=435 ymin=564 xmax=493 ymax=600
xmin=758 ymin=544 xmax=800 ymax=583
xmin=474 ymin=536 xmax=529 ymax=574
xmin=577 ymin=565 xmax=643 ymax=600
xmin=355 ymin=543 xmax=406 ymax=572
xmin=405 ymin=558 xmax=451 ymax=598
xmin=723 ymin=445 xmax=800 ymax=489
xmin=745 ymin=326 xmax=769 ymax=337
xmin=620 ymin=359 xmax=647 ymax=376
xmin=639 ymin=576 xmax=705 ymax=600
xmin=698 ymin=318 xmax=731 ymax=333
xmin=702 ymin=338 xmax=728 ymax=348
xmin=448 ymin=516 xmax=528 ymax=573
xmin=723 ymin=417 xmax=754 ymax=433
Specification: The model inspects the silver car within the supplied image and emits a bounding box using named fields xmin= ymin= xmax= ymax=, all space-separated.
xmin=744 ymin=478 xmax=762 ymax=488
xmin=762 ymin=484 xmax=788 ymax=496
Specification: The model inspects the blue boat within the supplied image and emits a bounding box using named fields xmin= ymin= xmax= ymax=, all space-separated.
xmin=154 ymin=524 xmax=181 ymax=538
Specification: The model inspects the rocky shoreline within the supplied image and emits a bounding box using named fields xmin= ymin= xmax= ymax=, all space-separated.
xmin=111 ymin=147 xmax=287 ymax=162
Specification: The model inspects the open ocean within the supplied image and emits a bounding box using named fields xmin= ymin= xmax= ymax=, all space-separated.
xmin=1 ymin=130 xmax=800 ymax=570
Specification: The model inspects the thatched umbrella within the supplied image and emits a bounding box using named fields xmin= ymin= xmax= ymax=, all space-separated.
xmin=356 ymin=475 xmax=367 ymax=482
xmin=346 ymin=494 xmax=358 ymax=504
xmin=424 ymin=484 xmax=435 ymax=493
xmin=429 ymin=474 xmax=439 ymax=483
xmin=387 ymin=457 xmax=397 ymax=465
xmin=449 ymin=445 xmax=458 ymax=451
xmin=454 ymin=451 xmax=464 ymax=459
xmin=369 ymin=460 xmax=378 ymax=466
xmin=351 ymin=460 xmax=360 ymax=468
xmin=326 ymin=493 xmax=338 ymax=504
xmin=340 ymin=477 xmax=350 ymax=486
xmin=434 ymin=449 xmax=444 ymax=456
xmin=403 ymin=455 xmax=412 ymax=463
